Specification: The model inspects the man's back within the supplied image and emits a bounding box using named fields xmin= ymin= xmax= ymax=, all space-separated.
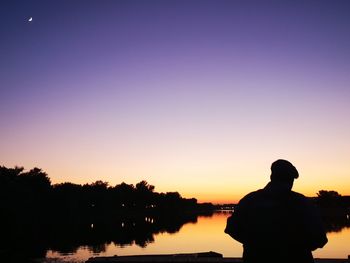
xmin=225 ymin=181 xmax=328 ymax=263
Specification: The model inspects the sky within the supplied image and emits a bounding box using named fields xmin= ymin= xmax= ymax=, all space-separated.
xmin=1 ymin=0 xmax=350 ymax=203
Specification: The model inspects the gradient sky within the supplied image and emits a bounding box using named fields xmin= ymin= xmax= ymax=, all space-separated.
xmin=1 ymin=0 xmax=350 ymax=203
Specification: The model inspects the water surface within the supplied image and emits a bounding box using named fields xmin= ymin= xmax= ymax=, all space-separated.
xmin=46 ymin=212 xmax=350 ymax=262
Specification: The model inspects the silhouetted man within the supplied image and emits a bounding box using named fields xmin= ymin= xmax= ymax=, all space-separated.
xmin=225 ymin=159 xmax=327 ymax=263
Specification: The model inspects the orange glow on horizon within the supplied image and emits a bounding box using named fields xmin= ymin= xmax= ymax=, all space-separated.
xmin=2 ymin=155 xmax=349 ymax=205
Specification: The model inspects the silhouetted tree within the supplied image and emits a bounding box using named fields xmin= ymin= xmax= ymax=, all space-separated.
xmin=0 ymin=166 xmax=51 ymax=223
xmin=113 ymin=182 xmax=135 ymax=208
xmin=52 ymin=182 xmax=86 ymax=219
xmin=135 ymin=180 xmax=155 ymax=209
xmin=316 ymin=190 xmax=347 ymax=217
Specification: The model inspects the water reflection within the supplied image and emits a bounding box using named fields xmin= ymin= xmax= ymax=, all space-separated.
xmin=47 ymin=212 xmax=350 ymax=262
xmin=322 ymin=214 xmax=350 ymax=233
xmin=1 ymin=211 xmax=349 ymax=262
xmin=0 ymin=211 xmax=207 ymax=261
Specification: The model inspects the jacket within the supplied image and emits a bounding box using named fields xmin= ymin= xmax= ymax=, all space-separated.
xmin=225 ymin=182 xmax=328 ymax=263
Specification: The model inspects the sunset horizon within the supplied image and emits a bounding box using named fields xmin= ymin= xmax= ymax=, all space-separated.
xmin=1 ymin=1 xmax=350 ymax=261
xmin=2 ymin=0 xmax=350 ymax=210
xmin=1 ymin=161 xmax=348 ymax=204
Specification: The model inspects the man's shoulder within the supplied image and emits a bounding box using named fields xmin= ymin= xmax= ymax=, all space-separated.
xmin=239 ymin=189 xmax=309 ymax=204
xmin=240 ymin=189 xmax=265 ymax=203
xmin=290 ymin=191 xmax=308 ymax=200
xmin=289 ymin=191 xmax=314 ymax=208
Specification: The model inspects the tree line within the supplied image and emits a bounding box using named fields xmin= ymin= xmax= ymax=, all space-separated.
xmin=0 ymin=165 xmax=214 ymax=224
xmin=0 ymin=165 xmax=215 ymax=261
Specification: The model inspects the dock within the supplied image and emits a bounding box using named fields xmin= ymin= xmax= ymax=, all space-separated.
xmin=86 ymin=251 xmax=350 ymax=263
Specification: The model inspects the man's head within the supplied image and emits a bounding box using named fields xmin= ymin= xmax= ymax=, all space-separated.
xmin=270 ymin=159 xmax=298 ymax=189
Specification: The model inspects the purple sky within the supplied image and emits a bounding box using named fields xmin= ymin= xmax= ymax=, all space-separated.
xmin=1 ymin=0 xmax=350 ymax=202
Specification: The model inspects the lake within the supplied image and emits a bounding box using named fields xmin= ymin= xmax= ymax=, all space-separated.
xmin=45 ymin=212 xmax=350 ymax=262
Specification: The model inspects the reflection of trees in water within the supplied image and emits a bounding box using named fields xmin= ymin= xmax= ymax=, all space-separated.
xmin=48 ymin=212 xmax=200 ymax=254
xmin=0 ymin=212 xmax=203 ymax=260
xmin=315 ymin=190 xmax=350 ymax=233
xmin=323 ymin=216 xmax=350 ymax=234
xmin=0 ymin=165 xmax=213 ymax=261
